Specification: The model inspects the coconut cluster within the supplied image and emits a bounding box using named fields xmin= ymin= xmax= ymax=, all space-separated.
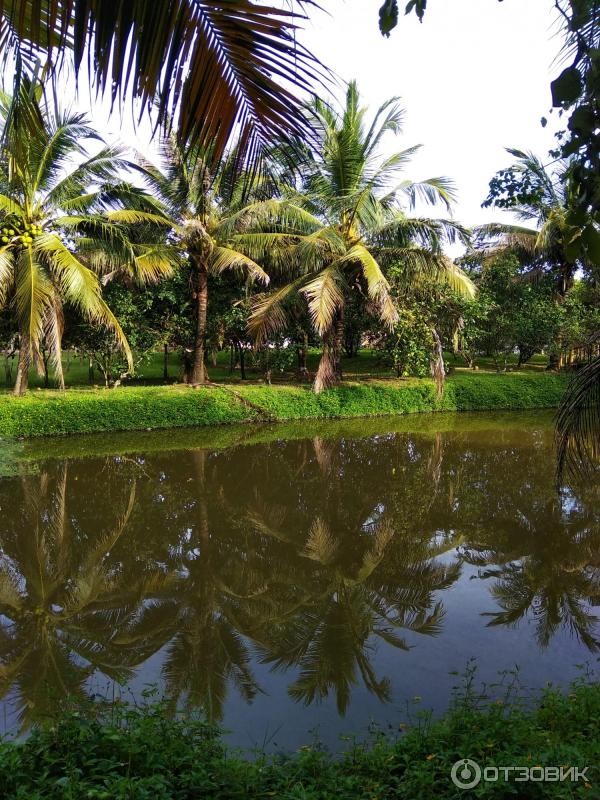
xmin=1 ymin=222 xmax=43 ymax=245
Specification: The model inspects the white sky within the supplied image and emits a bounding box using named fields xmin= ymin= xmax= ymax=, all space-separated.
xmin=40 ymin=0 xmax=566 ymax=234
xmin=297 ymin=0 xmax=564 ymax=228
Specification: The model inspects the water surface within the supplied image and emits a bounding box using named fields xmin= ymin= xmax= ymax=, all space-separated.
xmin=1 ymin=411 xmax=599 ymax=750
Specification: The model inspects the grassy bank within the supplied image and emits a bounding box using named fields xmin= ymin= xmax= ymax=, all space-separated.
xmin=1 ymin=676 xmax=598 ymax=799
xmin=0 ymin=372 xmax=569 ymax=438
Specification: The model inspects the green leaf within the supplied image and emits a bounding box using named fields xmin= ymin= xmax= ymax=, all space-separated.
xmin=379 ymin=0 xmax=399 ymax=36
xmin=568 ymin=105 xmax=596 ymax=134
xmin=581 ymin=224 xmax=600 ymax=264
xmin=551 ymin=66 xmax=583 ymax=107
xmin=404 ymin=0 xmax=427 ymax=22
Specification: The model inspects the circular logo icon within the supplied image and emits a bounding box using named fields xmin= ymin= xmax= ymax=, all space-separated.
xmin=451 ymin=758 xmax=482 ymax=790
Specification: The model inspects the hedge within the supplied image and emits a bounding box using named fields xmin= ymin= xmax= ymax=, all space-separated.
xmin=0 ymin=372 xmax=569 ymax=439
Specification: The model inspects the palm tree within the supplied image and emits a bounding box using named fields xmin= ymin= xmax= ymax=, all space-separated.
xmin=240 ymin=81 xmax=473 ymax=392
xmin=477 ymin=150 xmax=599 ymax=300
xmin=0 ymin=0 xmax=324 ymax=166
xmin=255 ymin=513 xmax=459 ymax=714
xmin=0 ymin=80 xmax=176 ymax=394
xmin=134 ymin=137 xmax=270 ymax=384
xmin=159 ymin=451 xmax=267 ymax=720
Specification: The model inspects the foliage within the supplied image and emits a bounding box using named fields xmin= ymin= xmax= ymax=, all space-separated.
xmin=374 ymin=306 xmax=433 ymax=377
xmin=0 ymin=0 xmax=325 ymax=169
xmin=479 ymin=150 xmax=599 ymax=296
xmin=0 ymin=77 xmax=177 ymax=394
xmin=465 ymin=255 xmax=563 ymax=369
xmin=0 ymin=372 xmax=569 ymax=437
xmin=0 ymin=385 xmax=255 ymax=437
xmin=549 ymin=1 xmax=600 ymax=222
xmin=245 ymin=81 xmax=473 ymax=392
xmin=133 ymin=135 xmax=272 ymax=384
xmin=63 ymin=281 xmax=176 ymax=386
xmin=559 ymin=281 xmax=600 ymax=352
xmin=0 ymin=672 xmax=598 ymax=798
xmin=373 ymin=270 xmax=473 ymax=377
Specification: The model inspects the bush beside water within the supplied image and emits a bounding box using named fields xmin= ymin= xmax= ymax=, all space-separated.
xmin=0 ymin=373 xmax=569 ymax=438
xmin=0 ymin=674 xmax=598 ymax=799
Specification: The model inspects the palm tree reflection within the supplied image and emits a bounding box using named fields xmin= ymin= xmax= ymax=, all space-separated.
xmin=0 ymin=464 xmax=174 ymax=731
xmin=460 ymin=493 xmax=600 ymax=650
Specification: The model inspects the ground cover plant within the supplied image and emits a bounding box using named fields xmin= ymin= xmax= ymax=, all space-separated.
xmin=0 ymin=667 xmax=598 ymax=799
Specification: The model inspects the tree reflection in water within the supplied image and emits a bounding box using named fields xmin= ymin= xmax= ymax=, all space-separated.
xmin=0 ymin=419 xmax=598 ymax=733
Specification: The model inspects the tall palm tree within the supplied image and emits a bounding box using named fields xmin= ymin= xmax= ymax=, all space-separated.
xmin=260 ymin=516 xmax=458 ymax=714
xmin=134 ymin=137 xmax=271 ymax=384
xmin=239 ymin=81 xmax=473 ymax=392
xmin=0 ymin=80 xmax=176 ymax=394
xmin=477 ymin=150 xmax=599 ymax=299
xmin=0 ymin=1 xmax=324 ymax=166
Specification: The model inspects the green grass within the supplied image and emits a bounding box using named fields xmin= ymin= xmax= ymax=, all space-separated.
xmin=0 ymin=348 xmax=550 ymax=392
xmin=0 ymin=385 xmax=256 ymax=437
xmin=236 ymin=373 xmax=568 ymax=421
xmin=1 ymin=672 xmax=598 ymax=799
xmin=0 ymin=372 xmax=569 ymax=438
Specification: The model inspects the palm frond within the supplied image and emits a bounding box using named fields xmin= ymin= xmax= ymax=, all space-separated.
xmin=14 ymin=244 xmax=53 ymax=346
xmin=341 ymin=244 xmax=398 ymax=327
xmin=37 ymin=233 xmax=133 ymax=369
xmin=0 ymin=246 xmax=13 ymax=306
xmin=0 ymin=1 xmax=326 ymax=164
xmin=399 ymin=177 xmax=457 ymax=212
xmin=248 ymin=275 xmax=307 ymax=345
xmin=300 ymin=265 xmax=345 ymax=335
xmin=556 ymin=346 xmax=600 ymax=479
xmin=104 ymin=209 xmax=172 ymax=226
xmin=210 ymin=246 xmax=269 ymax=284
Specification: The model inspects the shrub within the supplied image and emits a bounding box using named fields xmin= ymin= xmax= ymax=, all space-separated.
xmin=0 ymin=672 xmax=598 ymax=799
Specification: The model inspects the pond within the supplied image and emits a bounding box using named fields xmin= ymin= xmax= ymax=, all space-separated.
xmin=0 ymin=411 xmax=599 ymax=751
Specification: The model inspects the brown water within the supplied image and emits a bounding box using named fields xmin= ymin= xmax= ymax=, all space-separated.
xmin=0 ymin=411 xmax=599 ymax=750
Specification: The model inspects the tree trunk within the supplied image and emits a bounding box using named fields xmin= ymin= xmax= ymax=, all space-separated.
xmin=238 ymin=344 xmax=246 ymax=380
xmin=430 ymin=327 xmax=445 ymax=399
xmin=314 ymin=309 xmax=343 ymax=393
xmin=55 ymin=358 xmax=65 ymax=390
xmin=548 ymin=267 xmax=572 ymax=371
xmin=13 ymin=333 xmax=30 ymax=396
xmin=334 ymin=311 xmax=344 ymax=381
xmin=190 ymin=261 xmax=209 ymax=385
xmin=163 ymin=344 xmax=169 ymax=380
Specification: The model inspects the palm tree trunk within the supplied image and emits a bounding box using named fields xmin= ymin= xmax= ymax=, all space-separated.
xmin=314 ymin=309 xmax=343 ymax=393
xmin=190 ymin=260 xmax=209 ymax=385
xmin=335 ymin=311 xmax=344 ymax=381
xmin=13 ymin=333 xmax=30 ymax=395
xmin=163 ymin=344 xmax=169 ymax=380
xmin=430 ymin=327 xmax=445 ymax=399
